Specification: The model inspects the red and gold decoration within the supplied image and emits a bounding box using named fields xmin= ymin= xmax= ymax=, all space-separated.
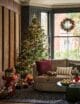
xmin=72 ymin=73 xmax=80 ymax=83
xmin=16 ymin=73 xmax=33 ymax=89
xmin=24 ymin=73 xmax=33 ymax=85
xmin=2 ymin=68 xmax=18 ymax=95
xmin=61 ymin=18 xmax=75 ymax=32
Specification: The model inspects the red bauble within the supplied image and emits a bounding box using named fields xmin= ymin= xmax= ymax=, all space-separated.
xmin=12 ymin=74 xmax=18 ymax=80
xmin=75 ymin=76 xmax=79 ymax=82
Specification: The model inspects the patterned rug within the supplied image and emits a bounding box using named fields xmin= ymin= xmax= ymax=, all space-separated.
xmin=0 ymin=86 xmax=79 ymax=104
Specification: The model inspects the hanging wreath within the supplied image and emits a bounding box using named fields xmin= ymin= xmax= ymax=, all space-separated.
xmin=61 ymin=18 xmax=75 ymax=32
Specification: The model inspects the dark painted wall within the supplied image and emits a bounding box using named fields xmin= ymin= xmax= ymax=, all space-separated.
xmin=21 ymin=6 xmax=52 ymax=42
xmin=21 ymin=6 xmax=29 ymax=41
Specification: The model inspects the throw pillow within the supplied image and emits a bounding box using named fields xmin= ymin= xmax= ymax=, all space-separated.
xmin=69 ymin=62 xmax=80 ymax=72
xmin=46 ymin=71 xmax=57 ymax=76
xmin=36 ymin=60 xmax=52 ymax=75
xmin=56 ymin=67 xmax=72 ymax=75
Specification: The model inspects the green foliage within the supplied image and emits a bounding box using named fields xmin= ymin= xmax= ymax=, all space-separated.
xmin=15 ymin=15 xmax=48 ymax=74
xmin=68 ymin=13 xmax=80 ymax=36
xmin=55 ymin=48 xmax=80 ymax=60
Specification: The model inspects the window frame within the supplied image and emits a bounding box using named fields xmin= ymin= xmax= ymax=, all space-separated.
xmin=52 ymin=7 xmax=80 ymax=59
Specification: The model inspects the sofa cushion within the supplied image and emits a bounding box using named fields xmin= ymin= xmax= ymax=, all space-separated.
xmin=51 ymin=59 xmax=67 ymax=71
xmin=56 ymin=75 xmax=72 ymax=79
xmin=69 ymin=62 xmax=80 ymax=72
xmin=36 ymin=60 xmax=52 ymax=75
xmin=56 ymin=67 xmax=72 ymax=75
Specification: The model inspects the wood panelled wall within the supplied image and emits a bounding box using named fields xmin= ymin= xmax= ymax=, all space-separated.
xmin=0 ymin=7 xmax=2 ymax=71
xmin=0 ymin=0 xmax=20 ymax=72
xmin=4 ymin=8 xmax=9 ymax=70
xmin=10 ymin=11 xmax=15 ymax=67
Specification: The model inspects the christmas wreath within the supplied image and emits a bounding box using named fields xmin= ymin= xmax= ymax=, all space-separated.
xmin=61 ymin=18 xmax=75 ymax=32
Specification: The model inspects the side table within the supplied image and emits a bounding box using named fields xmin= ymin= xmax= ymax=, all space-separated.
xmin=66 ymin=84 xmax=80 ymax=102
xmin=57 ymin=81 xmax=80 ymax=102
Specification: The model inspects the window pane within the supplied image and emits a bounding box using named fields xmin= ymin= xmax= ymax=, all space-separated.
xmin=54 ymin=37 xmax=68 ymax=59
xmin=41 ymin=12 xmax=48 ymax=58
xmin=54 ymin=13 xmax=80 ymax=60
xmin=54 ymin=37 xmax=80 ymax=60
xmin=54 ymin=13 xmax=80 ymax=36
xmin=68 ymin=37 xmax=80 ymax=60
xmin=41 ymin=12 xmax=48 ymax=35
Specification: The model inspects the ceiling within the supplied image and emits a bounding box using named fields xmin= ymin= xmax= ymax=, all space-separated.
xmin=15 ymin=0 xmax=80 ymax=8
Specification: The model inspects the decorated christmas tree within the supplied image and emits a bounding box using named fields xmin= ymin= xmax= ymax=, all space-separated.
xmin=15 ymin=15 xmax=48 ymax=74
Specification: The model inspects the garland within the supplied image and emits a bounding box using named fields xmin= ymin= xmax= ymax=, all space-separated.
xmin=61 ymin=18 xmax=75 ymax=32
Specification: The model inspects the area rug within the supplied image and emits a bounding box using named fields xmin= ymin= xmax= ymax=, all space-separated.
xmin=0 ymin=86 xmax=79 ymax=104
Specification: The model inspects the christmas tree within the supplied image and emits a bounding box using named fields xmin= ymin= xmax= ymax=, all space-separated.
xmin=15 ymin=15 xmax=48 ymax=74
